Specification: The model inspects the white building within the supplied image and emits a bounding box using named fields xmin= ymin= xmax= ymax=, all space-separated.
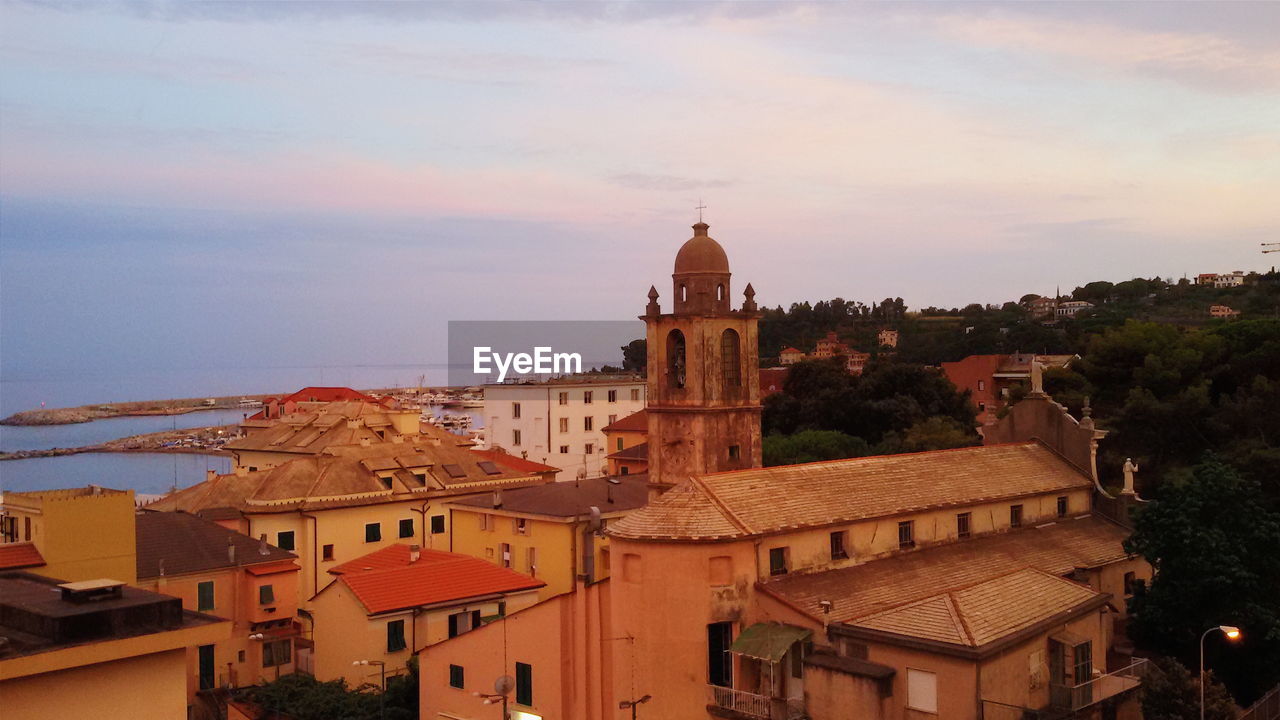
xmin=1214 ymin=271 xmax=1246 ymax=288
xmin=1055 ymin=301 xmax=1095 ymax=319
xmin=483 ymin=377 xmax=646 ymax=480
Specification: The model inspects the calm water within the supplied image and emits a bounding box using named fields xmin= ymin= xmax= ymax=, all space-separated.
xmin=0 ymin=452 xmax=232 ymax=495
xmin=0 ymin=408 xmax=249 ymax=453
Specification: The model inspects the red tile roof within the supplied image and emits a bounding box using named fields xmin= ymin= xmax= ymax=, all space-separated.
xmin=470 ymin=448 xmax=560 ymax=474
xmin=248 ymin=387 xmax=392 ymax=419
xmin=0 ymin=543 xmax=45 ymax=571
xmin=602 ymin=409 xmax=648 ymax=433
xmin=327 ymin=543 xmax=544 ymax=614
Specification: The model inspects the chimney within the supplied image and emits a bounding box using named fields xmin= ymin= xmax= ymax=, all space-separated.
xmin=258 ymin=534 xmax=270 ymax=556
xmin=492 ymin=490 xmax=503 ymax=509
xmin=235 ymin=465 xmax=249 ymax=477
xmin=228 ymin=539 xmax=237 ymax=564
xmin=409 ymin=544 xmax=421 ymax=563
xmin=158 ymin=558 xmax=166 ymax=576
xmin=207 ymin=469 xmax=217 ymax=482
xmin=360 ymin=437 xmax=371 ymax=447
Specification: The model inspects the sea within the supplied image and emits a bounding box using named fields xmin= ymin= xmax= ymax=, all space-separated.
xmin=0 ymin=364 xmax=481 ymax=496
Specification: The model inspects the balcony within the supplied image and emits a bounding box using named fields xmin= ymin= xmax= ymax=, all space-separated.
xmin=1050 ymin=658 xmax=1149 ymax=712
xmin=707 ymin=685 xmax=805 ymax=720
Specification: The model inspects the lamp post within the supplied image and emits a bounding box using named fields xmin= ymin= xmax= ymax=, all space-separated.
xmin=473 ymin=674 xmax=514 ymax=719
xmin=619 ymin=694 xmax=652 ymax=719
xmin=1200 ymin=625 xmax=1241 ymax=720
xmin=353 ymin=660 xmax=387 ymax=720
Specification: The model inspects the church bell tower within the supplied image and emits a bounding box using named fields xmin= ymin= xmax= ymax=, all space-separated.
xmin=643 ymin=221 xmax=762 ymax=493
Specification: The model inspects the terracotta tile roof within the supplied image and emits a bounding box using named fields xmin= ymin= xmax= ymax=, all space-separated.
xmin=470 ymin=449 xmax=560 ymax=474
xmin=229 ymin=401 xmax=411 ymax=456
xmin=609 ymin=442 xmax=1089 ymax=541
xmin=247 ymin=387 xmax=393 ymax=419
xmin=851 ymin=568 xmax=1101 ymax=648
xmin=602 ymin=410 xmax=647 ymax=433
xmin=759 ymin=514 xmax=1131 ymax=624
xmin=0 ymin=543 xmax=45 ymax=570
xmin=327 ymin=543 xmax=545 ymax=614
xmin=606 ymin=442 xmax=648 ymax=462
xmin=448 ymin=474 xmax=650 ymax=517
xmin=147 ymin=439 xmax=545 ymax=514
xmin=135 ymin=511 xmax=296 ymax=579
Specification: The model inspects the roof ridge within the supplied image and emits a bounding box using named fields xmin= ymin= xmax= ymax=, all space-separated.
xmin=945 ymin=591 xmax=976 ymax=646
xmin=696 ymin=441 xmax=1035 ymax=478
xmin=688 ymin=475 xmax=754 ymax=535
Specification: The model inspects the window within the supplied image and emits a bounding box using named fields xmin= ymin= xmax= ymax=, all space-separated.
xmin=430 ymin=515 xmax=446 ymax=534
xmin=584 ymin=417 xmax=593 ymax=431
xmin=514 ymin=518 xmax=529 ymax=535
xmin=516 ymin=662 xmax=533 ymax=706
xmin=443 ymin=463 xmax=467 ymax=479
xmin=399 ymin=518 xmax=414 ymax=539
xmin=631 ymin=389 xmax=640 ymax=401
xmin=1057 ymin=496 xmax=1068 ymax=518
xmin=667 ymin=330 xmax=687 ymax=389
xmin=585 ymin=443 xmax=594 ymax=455
xmin=1010 ymin=504 xmax=1024 ymax=528
xmin=527 ymin=547 xmax=537 ymax=576
xmin=559 ymin=445 xmax=569 ymax=454
xmin=197 ymin=580 xmax=215 ymax=611
xmin=608 ymin=390 xmax=617 ymax=403
xmin=198 ymin=645 xmax=216 ymax=689
xmin=365 ymin=522 xmax=381 ymax=543
xmin=608 ymin=414 xmax=617 ymax=424
xmin=238 ymin=650 xmax=245 ymax=662
xmin=721 ymin=329 xmax=742 ymax=389
xmin=830 ymin=531 xmax=849 ymax=560
xmin=386 ymin=619 xmax=406 ymax=652
xmin=276 ymin=531 xmax=295 ymax=551
xmin=559 ymin=417 xmax=569 ymax=433
xmin=263 ymin=639 xmax=291 ymax=668
xmin=512 ymin=429 xmax=522 ymax=446
xmin=907 ymin=668 xmax=938 ymax=713
xmin=621 ymin=467 xmax=630 ymax=475
xmin=322 ymin=544 xmax=334 ymax=561
xmin=616 ymin=438 xmax=624 ymax=451
xmin=259 ymin=584 xmax=275 ymax=605
xmin=1123 ymin=571 xmax=1137 ymax=597
xmin=583 ymin=391 xmax=593 ymax=404
xmin=448 ymin=609 xmax=482 ymax=638
xmin=898 ymin=520 xmax=915 ymax=549
xmin=449 ymin=664 xmax=465 ymax=689
xmin=978 ymin=380 xmax=986 ymax=392
xmin=558 ymin=392 xmax=568 ymax=405
xmin=500 ymin=542 xmax=512 ymax=568
xmin=707 ymin=622 xmax=734 ymax=687
xmin=479 ymin=514 xmax=491 ymax=531
xmin=512 ymin=402 xmax=521 ymax=419
xmin=769 ymin=547 xmax=789 ymax=576
xmin=957 ymin=512 xmax=971 ymax=539
xmin=378 ymin=474 xmax=393 ymax=490
xmin=728 ymin=444 xmax=740 ymax=460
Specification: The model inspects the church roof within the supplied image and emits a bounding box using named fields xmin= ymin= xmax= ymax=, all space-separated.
xmin=674 ymin=222 xmax=729 ymax=275
xmin=607 ymin=441 xmax=1091 ymax=542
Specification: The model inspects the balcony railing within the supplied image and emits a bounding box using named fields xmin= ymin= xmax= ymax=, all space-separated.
xmin=1050 ymin=658 xmax=1149 ymax=711
xmin=708 ymin=685 xmax=805 ymax=720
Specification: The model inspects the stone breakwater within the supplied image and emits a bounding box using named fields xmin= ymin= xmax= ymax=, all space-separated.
xmin=0 ymin=425 xmax=236 ymax=461
xmin=0 ymin=394 xmax=277 ymax=426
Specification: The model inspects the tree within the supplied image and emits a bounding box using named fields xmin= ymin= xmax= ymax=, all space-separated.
xmin=899 ymin=416 xmax=977 ymax=453
xmin=238 ymin=661 xmax=419 ymax=720
xmin=621 ymin=339 xmax=646 ymax=373
xmin=1125 ymin=458 xmax=1280 ymax=703
xmin=763 ymin=430 xmax=871 ymax=466
xmin=1141 ymin=657 xmax=1238 ymax=720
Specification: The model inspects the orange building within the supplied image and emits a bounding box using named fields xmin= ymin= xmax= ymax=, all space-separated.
xmin=941 ymin=353 xmax=1076 ymax=425
xmin=133 ymin=510 xmax=300 ymax=705
xmin=603 ymin=409 xmax=649 ymax=475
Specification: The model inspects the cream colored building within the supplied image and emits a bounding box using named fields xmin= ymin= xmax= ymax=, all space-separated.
xmin=483 ymin=377 xmax=646 ymax=481
xmin=0 ymin=486 xmax=137 ymax=584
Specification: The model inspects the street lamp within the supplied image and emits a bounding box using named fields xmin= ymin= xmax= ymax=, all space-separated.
xmin=353 ymin=660 xmax=387 ymax=720
xmin=1200 ymin=625 xmax=1241 ymax=720
xmin=473 ymin=674 xmax=514 ymax=719
xmin=619 ymin=694 xmax=652 ymax=719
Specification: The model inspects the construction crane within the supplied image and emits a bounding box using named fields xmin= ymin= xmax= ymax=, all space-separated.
xmin=1264 ymin=243 xmax=1280 ymax=254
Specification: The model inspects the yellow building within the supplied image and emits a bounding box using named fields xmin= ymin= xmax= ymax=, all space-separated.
xmin=308 ymin=543 xmax=543 ymax=686
xmin=0 ymin=572 xmax=229 ymax=720
xmin=445 ymin=473 xmax=650 ymax=599
xmin=146 ymin=434 xmax=552 ymax=615
xmin=134 ymin=510 xmax=301 ymax=707
xmin=0 ymin=485 xmax=137 ymax=584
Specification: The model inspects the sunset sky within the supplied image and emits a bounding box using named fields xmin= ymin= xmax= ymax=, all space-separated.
xmin=2 ymin=1 xmax=1278 ymax=382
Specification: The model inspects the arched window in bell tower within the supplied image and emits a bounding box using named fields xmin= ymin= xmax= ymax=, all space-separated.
xmin=717 ymin=284 xmax=724 ymax=302
xmin=721 ymin=329 xmax=741 ymax=391
xmin=667 ymin=329 xmax=687 ymax=389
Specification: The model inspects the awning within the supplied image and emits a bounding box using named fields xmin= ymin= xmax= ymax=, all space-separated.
xmin=728 ymin=623 xmax=812 ymax=662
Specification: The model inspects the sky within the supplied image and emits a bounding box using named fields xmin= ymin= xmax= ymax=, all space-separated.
xmin=2 ymin=1 xmax=1278 ymax=385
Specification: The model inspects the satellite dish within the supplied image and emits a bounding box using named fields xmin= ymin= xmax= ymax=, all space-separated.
xmin=494 ymin=675 xmax=515 ymax=696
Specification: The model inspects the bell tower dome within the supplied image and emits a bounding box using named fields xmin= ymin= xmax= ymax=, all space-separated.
xmin=642 ymin=221 xmax=762 ymax=495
